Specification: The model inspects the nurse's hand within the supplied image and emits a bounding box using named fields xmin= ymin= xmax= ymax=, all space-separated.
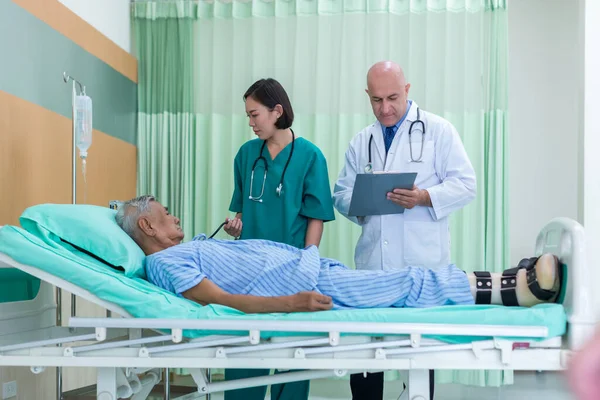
xmin=387 ymin=185 xmax=432 ymax=209
xmin=288 ymin=292 xmax=333 ymax=312
xmin=224 ymin=217 xmax=243 ymax=238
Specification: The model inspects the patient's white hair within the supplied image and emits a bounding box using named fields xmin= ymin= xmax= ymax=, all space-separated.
xmin=115 ymin=195 xmax=156 ymax=239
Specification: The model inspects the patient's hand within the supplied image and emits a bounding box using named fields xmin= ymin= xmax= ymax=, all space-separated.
xmin=288 ymin=292 xmax=333 ymax=312
xmin=224 ymin=217 xmax=243 ymax=238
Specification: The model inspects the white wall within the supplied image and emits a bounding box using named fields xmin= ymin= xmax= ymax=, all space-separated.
xmin=58 ymin=0 xmax=132 ymax=53
xmin=508 ymin=0 xmax=581 ymax=265
xmin=583 ymin=0 xmax=600 ymax=316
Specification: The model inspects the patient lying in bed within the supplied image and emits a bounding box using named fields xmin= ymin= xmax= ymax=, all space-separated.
xmin=116 ymin=195 xmax=562 ymax=313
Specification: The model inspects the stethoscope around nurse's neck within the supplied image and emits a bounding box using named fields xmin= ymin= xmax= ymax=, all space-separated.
xmin=364 ymin=107 xmax=426 ymax=173
xmin=248 ymin=129 xmax=295 ymax=202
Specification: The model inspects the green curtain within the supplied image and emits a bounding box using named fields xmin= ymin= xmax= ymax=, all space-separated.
xmin=133 ymin=0 xmax=510 ymax=387
xmin=135 ymin=16 xmax=198 ymax=228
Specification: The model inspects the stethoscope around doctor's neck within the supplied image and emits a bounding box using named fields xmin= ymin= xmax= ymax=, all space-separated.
xmin=249 ymin=129 xmax=295 ymax=202
xmin=365 ymin=107 xmax=426 ymax=173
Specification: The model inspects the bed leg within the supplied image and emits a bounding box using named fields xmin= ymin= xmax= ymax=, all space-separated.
xmin=97 ymin=367 xmax=117 ymax=400
xmin=408 ymin=369 xmax=430 ymax=400
xmin=165 ymin=367 xmax=171 ymax=400
xmin=206 ymin=369 xmax=211 ymax=400
xmin=56 ymin=367 xmax=62 ymax=400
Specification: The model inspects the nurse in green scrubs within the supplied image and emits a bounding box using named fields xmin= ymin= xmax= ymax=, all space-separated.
xmin=222 ymin=78 xmax=335 ymax=400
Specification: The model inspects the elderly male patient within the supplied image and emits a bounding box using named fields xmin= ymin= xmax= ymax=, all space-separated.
xmin=116 ymin=195 xmax=562 ymax=312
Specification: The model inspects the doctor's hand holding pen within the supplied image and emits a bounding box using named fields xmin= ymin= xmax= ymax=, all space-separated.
xmin=224 ymin=213 xmax=243 ymax=238
xmin=387 ymin=184 xmax=432 ymax=210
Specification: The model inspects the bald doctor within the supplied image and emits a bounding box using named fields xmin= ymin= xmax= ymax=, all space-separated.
xmin=334 ymin=60 xmax=476 ymax=272
xmin=333 ymin=61 xmax=477 ymax=399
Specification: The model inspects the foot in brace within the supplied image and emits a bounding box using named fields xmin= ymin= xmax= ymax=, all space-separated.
xmin=468 ymin=253 xmax=562 ymax=307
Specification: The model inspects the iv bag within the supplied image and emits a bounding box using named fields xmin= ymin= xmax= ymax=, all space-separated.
xmin=75 ymin=95 xmax=93 ymax=158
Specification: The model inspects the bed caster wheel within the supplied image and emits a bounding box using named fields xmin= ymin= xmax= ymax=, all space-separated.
xmin=97 ymin=391 xmax=115 ymax=400
xmin=30 ymin=366 xmax=45 ymax=374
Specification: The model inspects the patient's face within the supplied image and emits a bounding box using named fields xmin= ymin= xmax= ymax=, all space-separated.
xmin=148 ymin=201 xmax=184 ymax=247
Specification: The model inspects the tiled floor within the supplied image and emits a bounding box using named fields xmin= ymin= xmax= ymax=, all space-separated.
xmin=148 ymin=371 xmax=576 ymax=399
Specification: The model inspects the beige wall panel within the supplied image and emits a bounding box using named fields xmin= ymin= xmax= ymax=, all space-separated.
xmin=0 ymin=367 xmax=56 ymax=400
xmin=0 ymin=89 xmax=136 ymax=225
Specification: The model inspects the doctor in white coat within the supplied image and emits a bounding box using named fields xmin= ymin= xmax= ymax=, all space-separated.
xmin=334 ymin=61 xmax=476 ymax=271
xmin=333 ymin=61 xmax=476 ymax=400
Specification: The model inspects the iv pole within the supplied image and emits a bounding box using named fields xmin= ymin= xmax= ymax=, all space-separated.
xmin=58 ymin=71 xmax=86 ymax=400
xmin=63 ymin=72 xmax=85 ymax=208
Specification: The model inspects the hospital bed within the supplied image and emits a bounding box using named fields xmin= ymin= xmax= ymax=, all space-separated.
xmin=0 ymin=215 xmax=595 ymax=400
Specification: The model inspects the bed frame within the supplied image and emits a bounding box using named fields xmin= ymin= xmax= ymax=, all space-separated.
xmin=0 ymin=217 xmax=596 ymax=400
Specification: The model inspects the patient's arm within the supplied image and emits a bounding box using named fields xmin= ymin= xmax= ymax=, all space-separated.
xmin=182 ymin=278 xmax=333 ymax=313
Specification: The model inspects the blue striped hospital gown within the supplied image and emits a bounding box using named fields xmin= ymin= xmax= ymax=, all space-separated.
xmin=145 ymin=235 xmax=474 ymax=310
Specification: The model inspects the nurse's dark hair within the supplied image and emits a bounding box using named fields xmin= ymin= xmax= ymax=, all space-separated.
xmin=244 ymin=78 xmax=294 ymax=129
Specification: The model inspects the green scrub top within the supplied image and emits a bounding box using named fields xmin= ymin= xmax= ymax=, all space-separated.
xmin=229 ymin=136 xmax=335 ymax=249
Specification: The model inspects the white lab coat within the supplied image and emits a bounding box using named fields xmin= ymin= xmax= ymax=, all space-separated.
xmin=333 ymin=102 xmax=476 ymax=270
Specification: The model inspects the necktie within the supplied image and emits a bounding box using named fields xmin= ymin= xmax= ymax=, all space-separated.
xmin=384 ymin=126 xmax=395 ymax=153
